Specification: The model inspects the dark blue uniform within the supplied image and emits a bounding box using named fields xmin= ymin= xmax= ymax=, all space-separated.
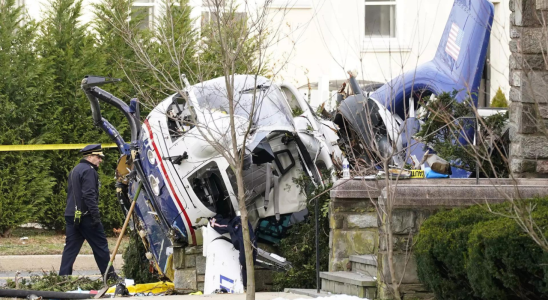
xmin=59 ymin=157 xmax=111 ymax=276
xmin=210 ymin=215 xmax=257 ymax=288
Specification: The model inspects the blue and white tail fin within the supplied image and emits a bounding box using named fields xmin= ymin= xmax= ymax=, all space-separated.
xmin=370 ymin=0 xmax=494 ymax=114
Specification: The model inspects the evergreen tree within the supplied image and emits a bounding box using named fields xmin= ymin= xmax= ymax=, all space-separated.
xmin=36 ymin=0 xmax=124 ymax=232
xmin=0 ymin=0 xmax=55 ymax=237
xmin=491 ymin=87 xmax=508 ymax=108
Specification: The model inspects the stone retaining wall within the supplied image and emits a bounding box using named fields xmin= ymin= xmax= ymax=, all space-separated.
xmin=329 ymin=178 xmax=548 ymax=299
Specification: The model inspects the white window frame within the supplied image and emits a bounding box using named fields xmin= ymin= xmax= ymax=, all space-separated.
xmin=362 ymin=0 xmax=410 ymax=52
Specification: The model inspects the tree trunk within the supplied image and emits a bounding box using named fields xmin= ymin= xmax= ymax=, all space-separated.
xmin=236 ymin=172 xmax=255 ymax=299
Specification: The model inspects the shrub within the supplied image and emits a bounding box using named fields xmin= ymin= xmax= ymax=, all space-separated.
xmin=415 ymin=206 xmax=495 ymax=300
xmin=415 ymin=199 xmax=548 ymax=300
xmin=122 ymin=230 xmax=158 ymax=284
xmin=467 ymin=202 xmax=548 ymax=300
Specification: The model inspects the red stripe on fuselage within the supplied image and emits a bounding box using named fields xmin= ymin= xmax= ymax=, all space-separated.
xmin=144 ymin=119 xmax=196 ymax=245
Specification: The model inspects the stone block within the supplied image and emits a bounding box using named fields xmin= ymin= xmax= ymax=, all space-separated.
xmin=509 ymin=86 xmax=522 ymax=102
xmin=510 ymin=158 xmax=538 ymax=173
xmin=513 ymin=0 xmax=547 ymax=26
xmin=539 ymin=105 xmax=548 ymax=118
xmin=172 ymin=246 xmax=185 ymax=269
xmin=185 ymin=254 xmax=196 ymax=268
xmin=510 ymin=39 xmax=518 ymax=54
xmin=173 ymin=269 xmax=197 ymax=292
xmin=379 ymin=252 xmax=419 ymax=284
xmin=521 ymin=28 xmax=548 ymax=54
xmin=197 ymin=274 xmax=205 ymax=282
xmin=537 ymin=160 xmax=548 ymax=173
xmin=330 ymin=214 xmax=344 ymax=229
xmin=331 ymin=229 xmax=377 ymax=259
xmin=346 ymin=213 xmax=377 ymax=229
xmin=379 ymin=234 xmax=414 ymax=253
xmin=185 ymin=246 xmax=201 ymax=255
xmin=511 ymin=102 xmax=540 ymax=133
xmin=197 ymin=282 xmax=204 ymax=291
xmin=196 ymin=255 xmax=206 ymax=275
xmin=391 ymin=211 xmax=417 ymax=234
xmin=511 ymin=73 xmax=548 ymax=104
xmin=538 ymin=0 xmax=548 ymax=10
xmin=512 ymin=135 xmax=548 ymax=159
xmin=255 ymin=269 xmax=274 ymax=291
xmin=511 ymin=70 xmax=522 ymax=86
xmin=510 ymin=28 xmax=521 ymax=39
xmin=331 ymin=199 xmax=376 ymax=213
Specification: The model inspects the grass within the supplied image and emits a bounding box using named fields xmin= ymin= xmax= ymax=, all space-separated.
xmin=0 ymin=227 xmax=128 ymax=256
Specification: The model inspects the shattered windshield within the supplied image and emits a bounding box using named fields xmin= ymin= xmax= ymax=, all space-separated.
xmin=191 ymin=76 xmax=294 ymax=130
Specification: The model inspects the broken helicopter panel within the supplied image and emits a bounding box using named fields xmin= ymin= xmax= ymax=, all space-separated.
xmin=81 ymin=74 xmax=344 ymax=293
xmin=80 ymin=0 xmax=494 ymax=293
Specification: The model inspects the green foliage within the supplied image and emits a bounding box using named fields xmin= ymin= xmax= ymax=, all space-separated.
xmin=415 ymin=199 xmax=548 ymax=300
xmin=272 ymin=173 xmax=331 ymax=290
xmin=490 ymin=87 xmax=508 ymax=108
xmin=5 ymin=270 xmax=115 ymax=291
xmin=0 ymin=0 xmax=55 ymax=237
xmin=415 ymin=91 xmax=509 ymax=177
xmin=122 ymin=230 xmax=158 ymax=284
xmin=35 ymin=0 xmax=127 ymax=232
xmin=415 ymin=206 xmax=495 ymax=300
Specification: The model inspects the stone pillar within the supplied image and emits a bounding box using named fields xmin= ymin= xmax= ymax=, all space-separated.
xmin=172 ymin=246 xmax=205 ymax=293
xmin=328 ymin=180 xmax=382 ymax=272
xmin=509 ymin=0 xmax=548 ymax=177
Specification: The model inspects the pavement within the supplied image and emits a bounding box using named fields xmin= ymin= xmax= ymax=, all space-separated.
xmin=0 ymin=256 xmax=323 ymax=299
xmin=0 ymin=255 xmax=123 ymax=272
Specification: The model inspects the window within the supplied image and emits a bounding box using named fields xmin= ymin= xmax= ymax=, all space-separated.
xmin=364 ymin=0 xmax=396 ymax=38
xmin=166 ymin=94 xmax=194 ymax=141
xmin=132 ymin=0 xmax=155 ymax=30
xmin=188 ymin=161 xmax=231 ymax=214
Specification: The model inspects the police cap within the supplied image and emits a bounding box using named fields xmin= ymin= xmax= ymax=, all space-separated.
xmin=80 ymin=144 xmax=105 ymax=158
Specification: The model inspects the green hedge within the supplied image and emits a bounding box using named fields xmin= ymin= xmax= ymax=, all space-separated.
xmin=415 ymin=199 xmax=548 ymax=300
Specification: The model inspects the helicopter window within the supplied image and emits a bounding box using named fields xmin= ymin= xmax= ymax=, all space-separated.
xmin=188 ymin=161 xmax=231 ymax=215
xmin=166 ymin=94 xmax=195 ymax=141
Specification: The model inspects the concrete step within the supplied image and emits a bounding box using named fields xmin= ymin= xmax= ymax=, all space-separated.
xmin=320 ymin=271 xmax=376 ymax=299
xmin=349 ymin=254 xmax=377 ymax=277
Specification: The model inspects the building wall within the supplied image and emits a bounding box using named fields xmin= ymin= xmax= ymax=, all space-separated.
xmin=19 ymin=0 xmax=510 ymax=107
xmin=267 ymin=0 xmax=511 ymax=108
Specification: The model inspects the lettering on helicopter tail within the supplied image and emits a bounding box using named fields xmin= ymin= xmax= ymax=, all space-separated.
xmin=220 ymin=275 xmax=234 ymax=293
xmin=445 ymin=23 xmax=464 ymax=61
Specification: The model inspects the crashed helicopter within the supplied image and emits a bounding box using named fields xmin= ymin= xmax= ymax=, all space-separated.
xmin=80 ymin=0 xmax=493 ymax=294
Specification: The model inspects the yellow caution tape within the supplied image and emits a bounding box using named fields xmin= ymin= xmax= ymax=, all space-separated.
xmin=410 ymin=169 xmax=425 ymax=178
xmin=0 ymin=143 xmax=118 ymax=152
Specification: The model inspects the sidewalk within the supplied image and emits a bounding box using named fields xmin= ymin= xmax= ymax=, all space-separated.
xmin=0 ymin=255 xmax=123 ymax=272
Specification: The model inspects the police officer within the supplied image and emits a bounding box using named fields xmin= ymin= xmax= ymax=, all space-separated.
xmin=59 ymin=144 xmax=115 ymax=278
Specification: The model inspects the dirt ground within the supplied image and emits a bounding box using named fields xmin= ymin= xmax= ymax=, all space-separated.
xmin=0 ymin=228 xmax=128 ymax=255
